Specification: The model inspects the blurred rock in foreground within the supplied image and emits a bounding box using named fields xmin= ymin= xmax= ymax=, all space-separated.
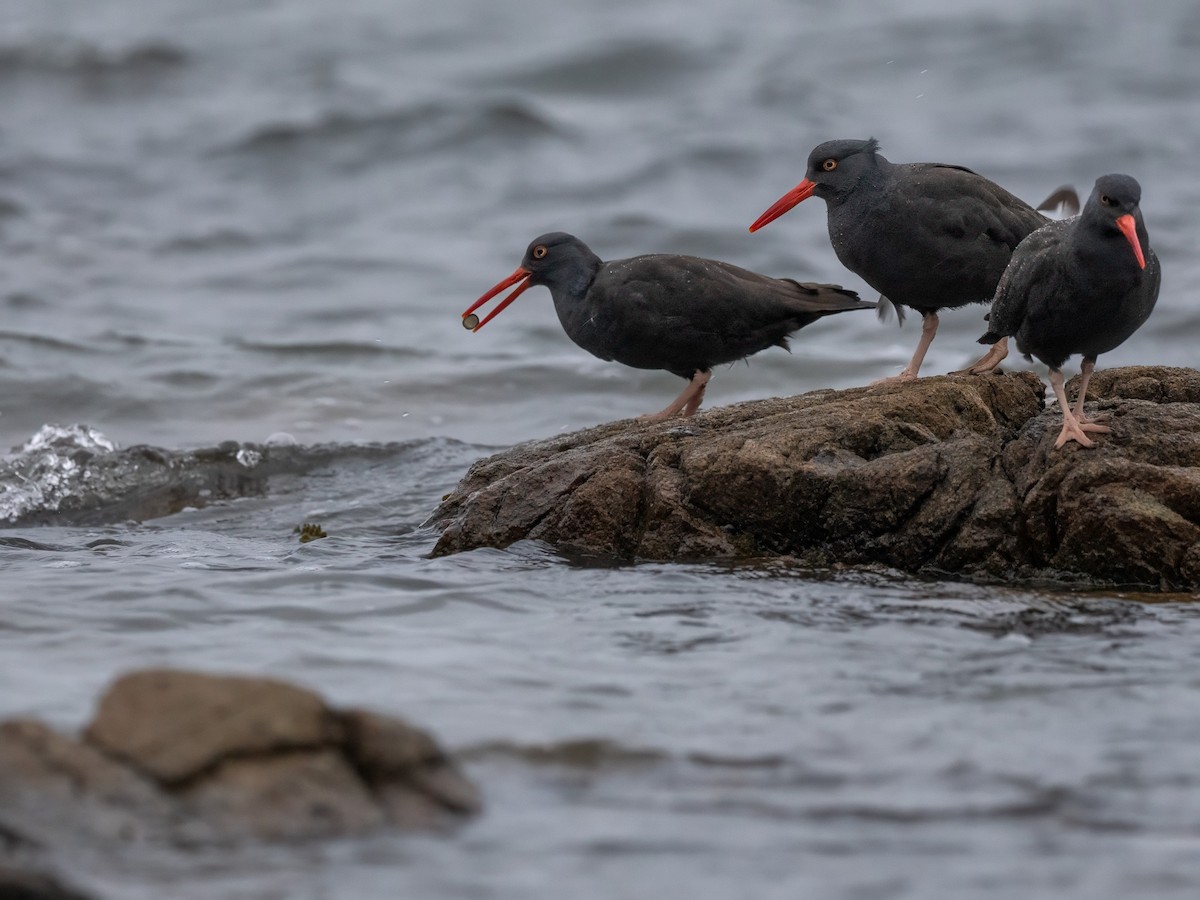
xmin=0 ymin=669 xmax=479 ymax=857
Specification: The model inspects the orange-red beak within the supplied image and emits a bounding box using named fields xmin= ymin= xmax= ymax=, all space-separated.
xmin=749 ymin=178 xmax=817 ymax=232
xmin=462 ymin=266 xmax=533 ymax=332
xmin=1115 ymin=214 xmax=1146 ymax=270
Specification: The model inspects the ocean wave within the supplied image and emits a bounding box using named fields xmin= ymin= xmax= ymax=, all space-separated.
xmin=231 ymin=339 xmax=424 ymax=360
xmin=460 ymin=738 xmax=666 ymax=768
xmin=460 ymin=739 xmax=806 ymax=773
xmin=0 ymin=330 xmax=94 ymax=353
xmin=155 ymin=228 xmax=262 ymax=254
xmin=213 ymin=97 xmax=567 ymax=162
xmin=0 ymin=37 xmax=187 ymax=78
xmin=0 ymin=424 xmax=439 ymax=527
xmin=499 ymin=38 xmax=706 ymax=95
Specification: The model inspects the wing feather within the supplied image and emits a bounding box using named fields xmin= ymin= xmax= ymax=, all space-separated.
xmin=979 ymin=219 xmax=1072 ymax=342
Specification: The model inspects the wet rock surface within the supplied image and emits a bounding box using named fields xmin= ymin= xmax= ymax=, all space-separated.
xmin=0 ymin=669 xmax=479 ymax=857
xmin=430 ymin=366 xmax=1200 ymax=592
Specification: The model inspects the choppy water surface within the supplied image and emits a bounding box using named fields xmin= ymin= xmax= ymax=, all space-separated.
xmin=3 ymin=0 xmax=1200 ymax=897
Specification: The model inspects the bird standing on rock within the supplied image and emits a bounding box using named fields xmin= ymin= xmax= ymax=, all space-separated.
xmin=462 ymin=232 xmax=874 ymax=421
xmin=978 ymin=174 xmax=1160 ymax=449
xmin=749 ymin=138 xmax=1074 ymax=382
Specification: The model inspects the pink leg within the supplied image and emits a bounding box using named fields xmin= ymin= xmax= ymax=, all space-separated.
xmin=1070 ymin=357 xmax=1111 ymax=431
xmin=639 ymin=370 xmax=712 ymax=422
xmin=872 ymin=311 xmax=939 ymax=385
xmin=1049 ymin=367 xmax=1106 ymax=449
xmin=681 ymin=375 xmax=709 ymax=416
xmin=950 ymin=336 xmax=1009 ymax=376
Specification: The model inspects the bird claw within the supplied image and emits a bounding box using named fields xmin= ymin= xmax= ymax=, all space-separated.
xmin=949 ymin=342 xmax=1008 ymax=376
xmin=948 ymin=359 xmax=1004 ymax=376
xmin=638 ymin=371 xmax=709 ymax=421
xmin=1053 ymin=417 xmax=1106 ymax=449
xmin=870 ymin=370 xmax=918 ymax=387
xmin=1054 ymin=427 xmax=1095 ymax=449
xmin=636 ymin=410 xmax=677 ymax=424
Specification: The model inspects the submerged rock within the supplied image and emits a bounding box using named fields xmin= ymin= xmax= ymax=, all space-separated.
xmin=429 ymin=366 xmax=1200 ymax=592
xmin=0 ymin=670 xmax=479 ymax=852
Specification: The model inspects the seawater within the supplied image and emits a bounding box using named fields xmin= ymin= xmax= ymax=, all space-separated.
xmin=2 ymin=1 xmax=1200 ymax=897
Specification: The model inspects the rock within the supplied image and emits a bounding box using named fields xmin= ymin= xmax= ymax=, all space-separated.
xmin=0 ymin=669 xmax=478 ymax=856
xmin=340 ymin=709 xmax=482 ymax=825
xmin=0 ymin=867 xmax=94 ymax=900
xmin=182 ymin=750 xmax=384 ymax=841
xmin=429 ymin=366 xmax=1200 ymax=592
xmin=84 ymin=670 xmax=342 ymax=786
xmin=0 ymin=719 xmax=188 ymax=846
xmin=1072 ymin=365 xmax=1200 ymax=405
xmin=1009 ymin=369 xmax=1200 ymax=590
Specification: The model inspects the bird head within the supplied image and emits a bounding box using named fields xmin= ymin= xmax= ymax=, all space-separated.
xmin=749 ymin=138 xmax=883 ymax=231
xmin=1085 ymin=174 xmax=1148 ymax=270
xmin=462 ymin=233 xmax=599 ymax=331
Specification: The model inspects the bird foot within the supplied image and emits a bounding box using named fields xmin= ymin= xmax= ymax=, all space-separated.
xmin=636 ymin=409 xmax=682 ymax=424
xmin=870 ymin=370 xmax=918 ymax=387
xmin=948 ymin=363 xmax=998 ymax=376
xmin=1053 ymin=418 xmax=1109 ymax=449
xmin=949 ymin=341 xmax=1008 ymax=376
xmin=948 ymin=359 xmax=1003 ymax=376
xmin=637 ymin=371 xmax=709 ymax=422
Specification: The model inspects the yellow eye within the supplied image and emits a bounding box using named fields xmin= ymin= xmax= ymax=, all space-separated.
xmin=1099 ymin=194 xmax=1112 ymax=206
xmin=822 ymin=159 xmax=837 ymax=172
xmin=532 ymin=245 xmax=548 ymax=259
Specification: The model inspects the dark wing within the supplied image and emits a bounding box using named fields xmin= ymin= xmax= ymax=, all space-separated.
xmin=1130 ymin=249 xmax=1162 ymax=330
xmin=978 ymin=219 xmax=1072 ymax=343
xmin=923 ymin=163 xmax=979 ymax=176
xmin=584 ymin=255 xmax=871 ymax=375
xmin=890 ymin=164 xmax=1050 ymax=300
xmin=777 ymin=278 xmax=874 ymax=313
xmin=641 ymin=255 xmax=872 ymax=318
xmin=604 ymin=254 xmax=870 ymax=317
xmin=908 ymin=163 xmax=1048 ymax=244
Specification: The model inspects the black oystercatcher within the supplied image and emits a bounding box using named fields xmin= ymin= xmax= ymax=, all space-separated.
xmin=749 ymin=138 xmax=1072 ymax=382
xmin=462 ymin=232 xmax=874 ymax=420
xmin=978 ymin=174 xmax=1160 ymax=449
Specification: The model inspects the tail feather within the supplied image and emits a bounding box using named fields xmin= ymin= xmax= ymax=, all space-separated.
xmin=1036 ymin=185 xmax=1080 ymax=217
xmin=781 ymin=280 xmax=875 ymax=313
xmin=875 ymin=294 xmax=906 ymax=327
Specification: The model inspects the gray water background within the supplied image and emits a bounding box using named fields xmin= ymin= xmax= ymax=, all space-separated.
xmin=2 ymin=0 xmax=1200 ymax=897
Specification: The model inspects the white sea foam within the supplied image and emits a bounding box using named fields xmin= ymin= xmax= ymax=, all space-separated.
xmin=0 ymin=424 xmax=118 ymax=522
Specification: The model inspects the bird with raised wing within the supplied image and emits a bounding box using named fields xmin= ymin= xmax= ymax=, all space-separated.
xmin=750 ymin=138 xmax=1076 ymax=382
